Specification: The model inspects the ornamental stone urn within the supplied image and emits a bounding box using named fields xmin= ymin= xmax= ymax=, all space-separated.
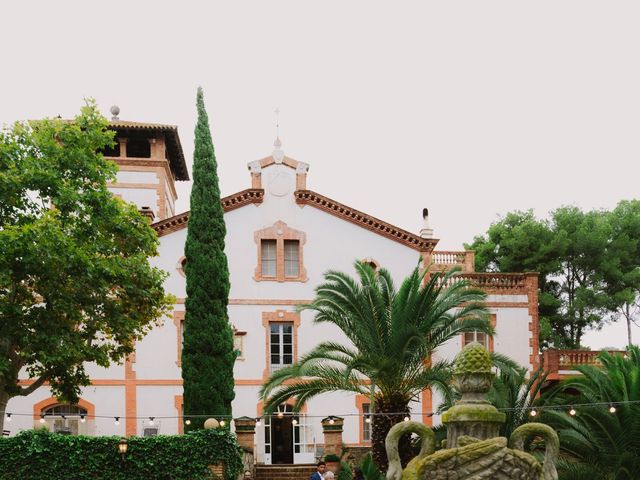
xmin=385 ymin=343 xmax=558 ymax=480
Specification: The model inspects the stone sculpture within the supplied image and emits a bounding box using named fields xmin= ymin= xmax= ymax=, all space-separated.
xmin=386 ymin=343 xmax=558 ymax=480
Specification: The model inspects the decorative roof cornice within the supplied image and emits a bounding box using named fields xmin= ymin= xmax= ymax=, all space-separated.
xmin=154 ymin=188 xmax=439 ymax=253
xmin=153 ymin=188 xmax=264 ymax=237
xmin=294 ymin=190 xmax=439 ymax=252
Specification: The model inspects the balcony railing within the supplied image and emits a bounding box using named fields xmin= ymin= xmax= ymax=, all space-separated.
xmin=431 ymin=251 xmax=475 ymax=273
xmin=438 ymin=272 xmax=532 ymax=292
xmin=541 ymin=349 xmax=626 ymax=378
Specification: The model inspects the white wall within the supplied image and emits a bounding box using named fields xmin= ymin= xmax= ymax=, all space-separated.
xmin=12 ymin=161 xmax=536 ymax=455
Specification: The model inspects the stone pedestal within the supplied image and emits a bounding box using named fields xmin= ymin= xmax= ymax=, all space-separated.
xmin=321 ymin=416 xmax=344 ymax=457
xmin=234 ymin=416 xmax=257 ymax=452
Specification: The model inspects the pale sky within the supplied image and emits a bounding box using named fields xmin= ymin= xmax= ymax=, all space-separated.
xmin=1 ymin=1 xmax=639 ymax=348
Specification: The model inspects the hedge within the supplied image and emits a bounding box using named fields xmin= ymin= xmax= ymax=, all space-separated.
xmin=0 ymin=428 xmax=243 ymax=480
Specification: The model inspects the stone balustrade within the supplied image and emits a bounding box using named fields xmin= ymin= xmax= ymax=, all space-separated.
xmin=540 ymin=349 xmax=626 ymax=379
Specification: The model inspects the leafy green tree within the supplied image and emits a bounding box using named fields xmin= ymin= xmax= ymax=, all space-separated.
xmin=540 ymin=347 xmax=640 ymax=479
xmin=467 ymin=207 xmax=612 ymax=348
xmin=551 ymin=207 xmax=610 ymax=347
xmin=182 ymin=88 xmax=235 ymax=431
xmin=601 ymin=200 xmax=640 ymax=346
xmin=0 ymin=102 xmax=172 ymax=433
xmin=260 ymin=262 xmax=491 ymax=470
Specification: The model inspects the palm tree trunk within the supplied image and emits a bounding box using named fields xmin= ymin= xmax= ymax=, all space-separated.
xmin=371 ymin=394 xmax=411 ymax=472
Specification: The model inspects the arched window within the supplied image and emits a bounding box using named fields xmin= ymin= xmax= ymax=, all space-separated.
xmin=41 ymin=404 xmax=89 ymax=435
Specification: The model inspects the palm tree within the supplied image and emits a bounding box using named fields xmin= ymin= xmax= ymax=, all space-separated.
xmin=540 ymin=346 xmax=640 ymax=480
xmin=259 ymin=261 xmax=491 ymax=470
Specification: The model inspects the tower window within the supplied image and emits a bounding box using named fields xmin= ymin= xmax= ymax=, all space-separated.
xmin=126 ymin=137 xmax=151 ymax=158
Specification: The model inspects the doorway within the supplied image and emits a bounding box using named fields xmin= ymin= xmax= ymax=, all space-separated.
xmin=271 ymin=414 xmax=294 ymax=464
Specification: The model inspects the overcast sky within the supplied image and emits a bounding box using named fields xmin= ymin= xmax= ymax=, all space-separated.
xmin=2 ymin=1 xmax=639 ymax=348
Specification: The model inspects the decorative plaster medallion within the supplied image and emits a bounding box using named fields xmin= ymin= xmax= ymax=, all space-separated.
xmin=267 ymin=169 xmax=292 ymax=197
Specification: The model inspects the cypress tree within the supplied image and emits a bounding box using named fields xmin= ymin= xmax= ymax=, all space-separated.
xmin=182 ymin=87 xmax=235 ymax=431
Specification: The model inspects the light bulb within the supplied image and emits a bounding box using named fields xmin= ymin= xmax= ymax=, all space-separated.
xmin=220 ymin=419 xmax=226 ymax=427
xmin=148 ymin=417 xmax=155 ymax=426
xmin=256 ymin=418 xmax=261 ymax=426
xmin=403 ymin=416 xmax=410 ymax=422
xmin=609 ymin=405 xmax=616 ymax=414
xmin=6 ymin=414 xmax=11 ymax=423
xmin=80 ymin=415 xmax=86 ymax=423
xmin=365 ymin=417 xmax=371 ymax=424
xmin=39 ymin=417 xmax=45 ymax=424
xmin=329 ymin=417 xmax=335 ymax=425
xmin=277 ymin=412 xmax=284 ymax=419
xmin=185 ymin=419 xmax=191 ymax=425
xmin=115 ymin=417 xmax=120 ymax=426
xmin=529 ymin=409 xmax=537 ymax=417
xmin=569 ymin=408 xmax=576 ymax=416
xmin=292 ymin=419 xmax=298 ymax=425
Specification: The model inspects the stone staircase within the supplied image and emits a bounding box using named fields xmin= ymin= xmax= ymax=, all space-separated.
xmin=255 ymin=464 xmax=318 ymax=480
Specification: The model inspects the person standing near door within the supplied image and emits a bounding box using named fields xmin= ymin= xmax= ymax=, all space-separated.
xmin=309 ymin=462 xmax=326 ymax=480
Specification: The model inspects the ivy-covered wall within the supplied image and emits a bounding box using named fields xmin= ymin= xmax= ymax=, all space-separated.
xmin=0 ymin=428 xmax=243 ymax=480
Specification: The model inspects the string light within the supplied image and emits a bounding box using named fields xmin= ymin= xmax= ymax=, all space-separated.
xmin=5 ymin=399 xmax=640 ymax=425
xmin=292 ymin=418 xmax=298 ymax=425
xmin=403 ymin=416 xmax=410 ymax=422
xmin=219 ymin=419 xmax=226 ymax=427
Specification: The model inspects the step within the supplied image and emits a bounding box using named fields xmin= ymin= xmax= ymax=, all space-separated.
xmin=255 ymin=464 xmax=319 ymax=480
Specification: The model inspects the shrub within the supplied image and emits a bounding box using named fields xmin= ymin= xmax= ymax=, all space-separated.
xmin=0 ymin=428 xmax=243 ymax=480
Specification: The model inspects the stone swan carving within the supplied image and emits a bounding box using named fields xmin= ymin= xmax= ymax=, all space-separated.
xmin=385 ymin=343 xmax=559 ymax=480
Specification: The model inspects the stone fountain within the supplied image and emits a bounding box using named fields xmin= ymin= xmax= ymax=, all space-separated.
xmin=385 ymin=343 xmax=558 ymax=480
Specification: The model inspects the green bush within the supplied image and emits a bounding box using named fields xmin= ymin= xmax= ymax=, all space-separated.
xmin=337 ymin=461 xmax=352 ymax=480
xmin=0 ymin=428 xmax=243 ymax=480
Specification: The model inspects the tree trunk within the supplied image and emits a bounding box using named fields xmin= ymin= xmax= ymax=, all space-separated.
xmin=626 ymin=303 xmax=633 ymax=347
xmin=371 ymin=394 xmax=411 ymax=473
xmin=0 ymin=391 xmax=9 ymax=434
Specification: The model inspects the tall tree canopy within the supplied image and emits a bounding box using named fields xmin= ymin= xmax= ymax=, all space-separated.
xmin=466 ymin=205 xmax=637 ymax=348
xmin=0 ymin=102 xmax=172 ymax=432
xmin=601 ymin=200 xmax=640 ymax=346
xmin=182 ymin=87 xmax=235 ymax=431
xmin=260 ymin=262 xmax=491 ymax=470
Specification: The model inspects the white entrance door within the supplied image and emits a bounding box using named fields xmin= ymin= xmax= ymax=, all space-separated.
xmin=263 ymin=407 xmax=315 ymax=464
xmin=293 ymin=413 xmax=315 ymax=464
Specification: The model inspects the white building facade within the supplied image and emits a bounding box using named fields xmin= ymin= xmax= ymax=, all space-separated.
xmin=7 ymin=120 xmax=539 ymax=465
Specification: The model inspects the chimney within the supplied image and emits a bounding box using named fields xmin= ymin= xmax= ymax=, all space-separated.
xmin=139 ymin=206 xmax=156 ymax=222
xmin=419 ymin=208 xmax=434 ymax=239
